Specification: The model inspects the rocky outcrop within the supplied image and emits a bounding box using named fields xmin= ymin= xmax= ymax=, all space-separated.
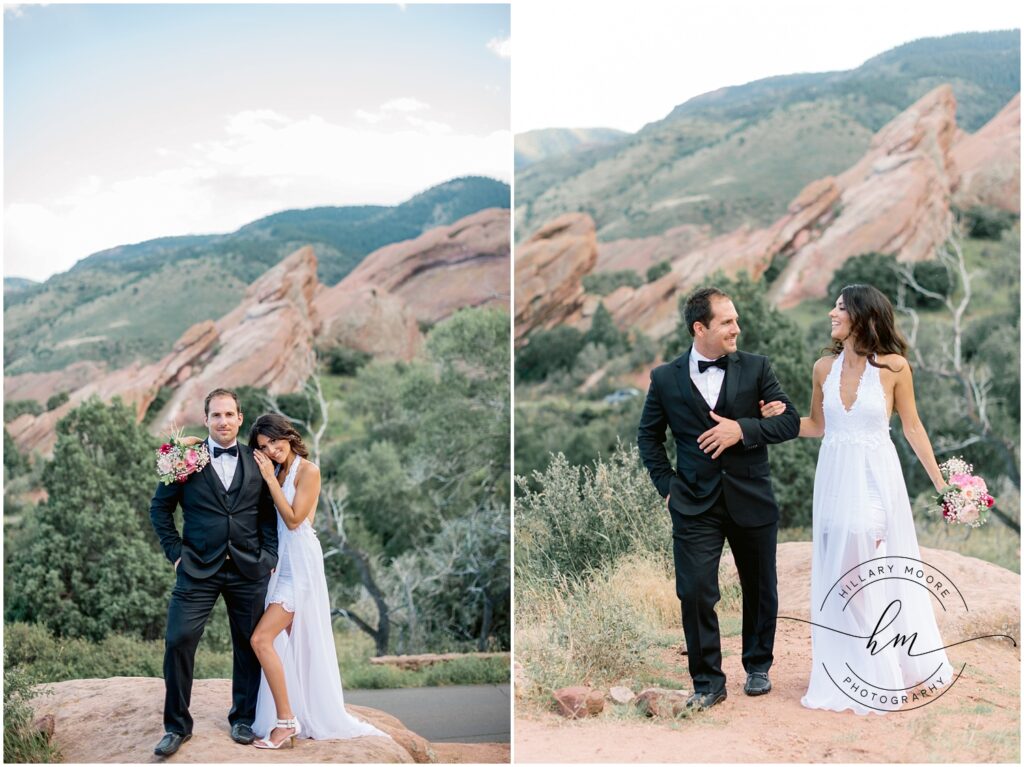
xmin=154 ymin=247 xmax=321 ymax=431
xmin=541 ymin=84 xmax=995 ymax=338
xmin=333 ymin=208 xmax=510 ymax=326
xmin=3 ymin=361 xmax=107 ymax=405
xmin=595 ymin=224 xmax=711 ymax=275
xmin=769 ymin=84 xmax=960 ymax=307
xmin=314 ymin=283 xmax=423 ymax=362
xmin=7 ymin=205 xmax=512 ymax=457
xmin=8 ymin=248 xmax=320 ymax=454
xmin=952 ymin=92 xmax=1020 ymax=213
xmin=27 ymin=677 xmax=427 ymax=763
xmin=514 ymin=213 xmax=598 ymax=342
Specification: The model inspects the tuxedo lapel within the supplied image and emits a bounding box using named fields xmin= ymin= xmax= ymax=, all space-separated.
xmin=202 ymin=452 xmax=230 ymax=512
xmin=227 ymin=447 xmax=248 ymax=514
xmin=722 ymin=352 xmax=741 ymax=416
xmin=674 ymin=349 xmax=699 ymax=416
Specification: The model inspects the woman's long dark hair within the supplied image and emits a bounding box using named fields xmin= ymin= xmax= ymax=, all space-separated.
xmin=247 ymin=413 xmax=309 ymax=460
xmin=828 ymin=284 xmax=909 ymax=373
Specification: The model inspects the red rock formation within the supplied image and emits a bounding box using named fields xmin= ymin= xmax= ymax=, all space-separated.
xmin=769 ymin=84 xmax=960 ymax=307
xmin=3 ymin=361 xmax=107 ymax=405
xmin=337 ymin=208 xmax=510 ymax=325
xmin=9 ymin=248 xmax=319 ymax=455
xmin=514 ymin=213 xmax=598 ymax=342
xmin=548 ymin=84 xmax=981 ymax=337
xmin=154 ymin=246 xmax=321 ymax=431
xmin=596 ymin=224 xmax=711 ymax=275
xmin=7 ymin=207 xmax=513 ymax=456
xmin=952 ymin=92 xmax=1020 ymax=213
xmin=314 ymin=283 xmax=423 ymax=362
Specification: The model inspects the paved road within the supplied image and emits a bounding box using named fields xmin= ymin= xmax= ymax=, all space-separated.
xmin=346 ymin=684 xmax=510 ymax=743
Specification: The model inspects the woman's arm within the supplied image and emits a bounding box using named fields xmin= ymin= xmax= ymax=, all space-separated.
xmin=798 ymin=358 xmax=828 ymax=438
xmin=762 ymin=357 xmax=828 ymax=437
xmin=890 ymin=356 xmax=945 ymax=493
xmin=253 ymin=453 xmax=321 ymax=529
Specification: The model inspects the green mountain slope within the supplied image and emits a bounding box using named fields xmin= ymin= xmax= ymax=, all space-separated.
xmin=4 ymin=176 xmax=510 ymax=375
xmin=516 ymin=30 xmax=1020 ymax=240
xmin=515 ymin=127 xmax=630 ymax=170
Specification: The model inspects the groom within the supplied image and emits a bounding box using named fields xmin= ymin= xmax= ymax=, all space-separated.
xmin=149 ymin=388 xmax=278 ymax=756
xmin=638 ymin=287 xmax=799 ymax=709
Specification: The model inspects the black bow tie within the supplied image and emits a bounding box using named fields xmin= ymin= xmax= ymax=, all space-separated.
xmin=213 ymin=445 xmax=238 ymax=458
xmin=698 ymin=357 xmax=729 ymax=373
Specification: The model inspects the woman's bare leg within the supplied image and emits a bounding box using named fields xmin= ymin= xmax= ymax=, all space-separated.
xmin=250 ymin=603 xmax=297 ymax=745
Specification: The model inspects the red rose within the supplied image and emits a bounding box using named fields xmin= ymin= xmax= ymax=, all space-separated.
xmin=985 ymin=496 xmax=994 ymax=507
xmin=941 ymin=502 xmax=953 ymax=520
xmin=160 ymin=443 xmax=172 ymax=454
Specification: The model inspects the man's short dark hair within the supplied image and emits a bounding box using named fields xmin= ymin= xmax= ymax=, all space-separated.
xmin=204 ymin=388 xmax=241 ymax=417
xmin=683 ymin=287 xmax=731 ymax=337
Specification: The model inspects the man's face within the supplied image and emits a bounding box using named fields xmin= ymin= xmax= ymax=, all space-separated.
xmin=205 ymin=396 xmax=243 ymax=446
xmin=694 ymin=297 xmax=740 ymax=358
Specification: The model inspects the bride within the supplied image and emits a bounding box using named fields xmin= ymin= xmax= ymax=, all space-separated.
xmin=761 ymin=284 xmax=955 ymax=714
xmin=246 ymin=413 xmax=388 ymax=747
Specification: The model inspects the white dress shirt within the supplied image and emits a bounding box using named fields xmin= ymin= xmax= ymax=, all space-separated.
xmin=689 ymin=346 xmax=727 ymax=408
xmin=207 ymin=436 xmax=239 ymax=490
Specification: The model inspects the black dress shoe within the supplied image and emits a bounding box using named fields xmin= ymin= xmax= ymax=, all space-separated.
xmin=744 ymin=671 xmax=772 ymax=696
xmin=685 ymin=688 xmax=727 ymax=710
xmin=154 ymin=732 xmax=191 ymax=757
xmin=230 ymin=722 xmax=256 ymax=745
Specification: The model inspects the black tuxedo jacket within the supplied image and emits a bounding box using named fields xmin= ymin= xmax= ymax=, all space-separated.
xmin=637 ymin=348 xmax=799 ymax=527
xmin=149 ymin=442 xmax=278 ymax=580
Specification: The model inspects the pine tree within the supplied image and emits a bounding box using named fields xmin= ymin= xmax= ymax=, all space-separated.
xmin=6 ymin=397 xmax=171 ymax=640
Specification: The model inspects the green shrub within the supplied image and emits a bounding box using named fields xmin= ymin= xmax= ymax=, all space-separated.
xmin=323 ymin=347 xmax=373 ymax=376
xmin=582 ymin=270 xmax=643 ymax=296
xmin=4 ymin=400 xmax=42 ymax=423
xmin=5 ymin=398 xmax=171 ymax=641
xmin=516 ymin=326 xmax=586 ymax=382
xmin=515 ymin=444 xmax=669 ymax=585
xmin=646 ymin=261 xmax=672 ymax=282
xmin=962 ymin=206 xmax=1017 ymax=240
xmin=3 ymin=651 xmax=61 ymax=763
xmin=45 ymin=392 xmax=69 ymax=411
xmin=585 ymin=302 xmax=628 ymax=354
xmin=517 ymin=566 xmax=657 ymax=693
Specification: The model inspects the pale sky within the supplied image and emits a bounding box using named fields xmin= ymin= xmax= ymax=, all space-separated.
xmin=513 ymin=0 xmax=1021 ymax=133
xmin=3 ymin=3 xmax=511 ymax=281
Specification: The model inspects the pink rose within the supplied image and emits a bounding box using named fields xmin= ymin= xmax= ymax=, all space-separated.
xmin=960 ymin=504 xmax=980 ymax=524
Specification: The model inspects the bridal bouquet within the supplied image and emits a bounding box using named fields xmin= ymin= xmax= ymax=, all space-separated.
xmin=156 ymin=429 xmax=210 ymax=485
xmin=935 ymin=457 xmax=994 ymax=527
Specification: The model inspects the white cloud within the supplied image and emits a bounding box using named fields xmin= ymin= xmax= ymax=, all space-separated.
xmin=4 ymin=110 xmax=511 ymax=281
xmin=355 ymin=109 xmax=384 ymax=124
xmin=487 ymin=35 xmax=511 ymax=59
xmin=381 ymin=97 xmax=430 ymax=113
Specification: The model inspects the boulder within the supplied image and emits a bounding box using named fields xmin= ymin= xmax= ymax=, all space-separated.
xmin=633 ymin=687 xmax=690 ymax=718
xmin=28 ymin=677 xmax=429 ymax=763
xmin=552 ymin=686 xmax=605 ymax=719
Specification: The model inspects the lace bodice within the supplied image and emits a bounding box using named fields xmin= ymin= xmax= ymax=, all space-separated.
xmin=821 ymin=350 xmax=891 ymax=447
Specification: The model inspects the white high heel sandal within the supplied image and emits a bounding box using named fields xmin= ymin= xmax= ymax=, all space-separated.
xmin=252 ymin=718 xmax=301 ymax=749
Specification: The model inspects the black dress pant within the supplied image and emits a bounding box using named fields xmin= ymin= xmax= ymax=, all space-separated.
xmin=163 ymin=557 xmax=270 ymax=735
xmin=671 ymin=494 xmax=777 ymax=694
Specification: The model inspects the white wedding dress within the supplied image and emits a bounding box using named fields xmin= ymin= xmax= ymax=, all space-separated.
xmin=802 ymin=350 xmax=955 ymax=714
xmin=253 ymin=456 xmax=388 ymax=740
